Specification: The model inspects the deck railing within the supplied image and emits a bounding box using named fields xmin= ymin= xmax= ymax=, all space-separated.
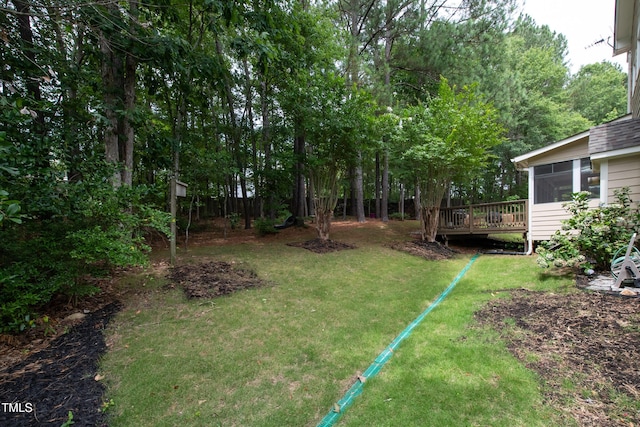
xmin=437 ymin=199 xmax=528 ymax=236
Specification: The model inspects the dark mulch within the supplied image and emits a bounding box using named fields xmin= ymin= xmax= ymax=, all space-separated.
xmin=286 ymin=238 xmax=356 ymax=253
xmin=168 ymin=261 xmax=268 ymax=298
xmin=0 ymin=301 xmax=121 ymax=427
xmin=475 ymin=289 xmax=640 ymax=426
xmin=388 ymin=240 xmax=459 ymax=260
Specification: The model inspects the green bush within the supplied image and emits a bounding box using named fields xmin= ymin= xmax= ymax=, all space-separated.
xmin=0 ymin=177 xmax=170 ymax=333
xmin=389 ymin=212 xmax=407 ymax=220
xmin=536 ymin=187 xmax=640 ymax=272
xmin=254 ymin=218 xmax=279 ymax=236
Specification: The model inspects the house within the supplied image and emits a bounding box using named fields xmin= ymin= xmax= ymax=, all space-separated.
xmin=511 ymin=0 xmax=640 ymax=252
xmin=512 ymin=115 xmax=640 ymax=245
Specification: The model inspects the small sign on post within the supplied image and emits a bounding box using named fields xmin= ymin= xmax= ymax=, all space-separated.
xmin=176 ymin=180 xmax=188 ymax=198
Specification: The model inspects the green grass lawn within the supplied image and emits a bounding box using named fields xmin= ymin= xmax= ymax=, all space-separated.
xmin=100 ymin=220 xmax=574 ymax=426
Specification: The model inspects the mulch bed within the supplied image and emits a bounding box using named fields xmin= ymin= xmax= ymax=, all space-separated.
xmin=475 ymin=289 xmax=640 ymax=426
xmin=168 ymin=261 xmax=268 ymax=299
xmin=0 ymin=301 xmax=121 ymax=427
xmin=287 ymin=238 xmax=356 ymax=253
xmin=388 ymin=240 xmax=459 ymax=260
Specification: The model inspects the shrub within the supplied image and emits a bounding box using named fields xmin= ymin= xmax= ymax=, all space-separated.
xmin=536 ymin=187 xmax=640 ymax=272
xmin=254 ymin=218 xmax=279 ymax=236
xmin=389 ymin=212 xmax=407 ymax=220
xmin=0 ymin=178 xmax=170 ymax=333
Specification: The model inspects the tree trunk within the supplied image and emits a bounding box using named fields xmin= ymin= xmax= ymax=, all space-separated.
xmin=99 ymin=30 xmax=122 ymax=187
xmin=244 ymin=58 xmax=261 ymax=220
xmin=399 ymin=184 xmax=405 ymax=220
xmin=421 ymin=206 xmax=440 ymax=242
xmin=381 ymin=149 xmax=389 ymax=222
xmin=354 ymin=157 xmax=366 ymax=222
xmin=120 ymin=0 xmax=138 ymax=187
xmin=121 ymin=50 xmax=136 ymax=187
xmin=414 ymin=182 xmax=421 ymax=221
xmin=262 ymin=79 xmax=274 ymax=218
xmin=375 ymin=152 xmax=381 ymax=219
xmin=293 ymin=130 xmax=306 ymax=218
xmin=13 ymin=0 xmax=48 ymax=172
xmin=315 ymin=208 xmax=332 ymax=241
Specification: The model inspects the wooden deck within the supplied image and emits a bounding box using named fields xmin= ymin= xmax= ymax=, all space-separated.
xmin=437 ymin=200 xmax=528 ymax=236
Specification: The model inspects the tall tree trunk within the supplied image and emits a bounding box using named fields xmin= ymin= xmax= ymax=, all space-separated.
xmin=99 ymin=31 xmax=122 ymax=187
xmin=375 ymin=152 xmax=381 ymax=219
xmin=293 ymin=129 xmax=306 ymax=218
xmin=12 ymin=0 xmax=48 ymax=172
xmin=261 ymin=79 xmax=273 ymax=219
xmin=244 ymin=59 xmax=261 ymax=219
xmin=414 ymin=181 xmax=421 ymax=221
xmin=121 ymin=50 xmax=136 ymax=187
xmin=354 ymin=159 xmax=365 ymax=222
xmin=216 ymin=37 xmax=251 ymax=229
xmin=381 ymin=149 xmax=389 ymax=222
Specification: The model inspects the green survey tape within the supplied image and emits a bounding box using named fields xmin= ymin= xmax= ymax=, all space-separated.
xmin=316 ymin=253 xmax=481 ymax=427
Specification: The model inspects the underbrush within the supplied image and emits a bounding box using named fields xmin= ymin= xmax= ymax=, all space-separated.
xmin=0 ymin=180 xmax=170 ymax=333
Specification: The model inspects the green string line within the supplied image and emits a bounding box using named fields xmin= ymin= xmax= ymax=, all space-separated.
xmin=316 ymin=253 xmax=481 ymax=427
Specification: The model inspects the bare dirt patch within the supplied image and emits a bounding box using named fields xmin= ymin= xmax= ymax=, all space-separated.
xmin=475 ymin=289 xmax=640 ymax=426
xmin=167 ymin=261 xmax=269 ymax=298
xmin=286 ymin=238 xmax=356 ymax=253
xmin=388 ymin=240 xmax=460 ymax=260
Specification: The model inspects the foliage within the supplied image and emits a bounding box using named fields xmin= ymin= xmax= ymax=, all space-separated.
xmin=254 ymin=218 xmax=279 ymax=236
xmin=0 ymin=0 xmax=630 ymax=329
xmin=304 ymin=75 xmax=376 ymax=240
xmin=0 ymin=173 xmax=170 ymax=333
xmin=536 ymin=188 xmax=640 ymax=272
xmin=393 ymin=78 xmax=505 ymax=241
xmin=566 ymin=61 xmax=628 ymax=125
xmin=0 ymin=190 xmax=24 ymax=225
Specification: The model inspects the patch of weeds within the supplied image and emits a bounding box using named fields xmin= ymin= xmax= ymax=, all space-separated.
xmin=503 ymin=317 xmax=516 ymax=327
xmin=101 ymin=398 xmax=115 ymax=413
xmin=60 ymin=411 xmax=74 ymax=427
xmin=524 ymin=352 xmax=540 ymax=365
xmin=562 ymin=378 xmax=578 ymax=392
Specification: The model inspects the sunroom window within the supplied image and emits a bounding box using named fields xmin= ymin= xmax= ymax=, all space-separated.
xmin=534 ymin=158 xmax=600 ymax=204
xmin=580 ymin=158 xmax=600 ymax=199
xmin=534 ymin=160 xmax=573 ymax=204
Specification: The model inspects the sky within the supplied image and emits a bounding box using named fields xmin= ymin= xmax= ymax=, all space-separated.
xmin=519 ymin=0 xmax=628 ymax=74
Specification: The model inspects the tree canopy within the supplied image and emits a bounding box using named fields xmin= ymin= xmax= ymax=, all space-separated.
xmin=0 ymin=0 xmax=629 ymax=331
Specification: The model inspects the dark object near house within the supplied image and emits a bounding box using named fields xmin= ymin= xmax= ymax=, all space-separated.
xmin=486 ymin=211 xmax=502 ymax=225
xmin=275 ymin=215 xmax=296 ymax=230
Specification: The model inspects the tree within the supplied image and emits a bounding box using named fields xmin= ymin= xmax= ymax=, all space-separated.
xmin=395 ymin=78 xmax=504 ymax=241
xmin=305 ymin=77 xmax=375 ymax=240
xmin=567 ymin=61 xmax=628 ymax=125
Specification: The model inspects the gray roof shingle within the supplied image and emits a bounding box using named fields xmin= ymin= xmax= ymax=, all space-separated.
xmin=589 ymin=117 xmax=640 ymax=154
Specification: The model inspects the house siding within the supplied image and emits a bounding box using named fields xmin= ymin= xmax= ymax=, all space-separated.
xmin=531 ymin=199 xmax=602 ymax=240
xmin=525 ymin=138 xmax=589 ymax=166
xmin=607 ymin=154 xmax=640 ymax=204
xmin=531 ymin=202 xmax=572 ymax=240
